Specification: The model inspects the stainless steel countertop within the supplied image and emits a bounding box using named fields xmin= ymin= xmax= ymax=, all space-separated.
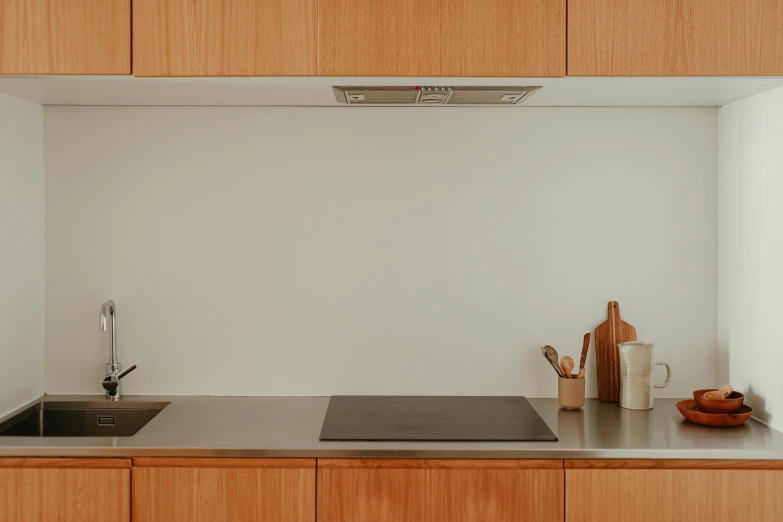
xmin=1 ymin=395 xmax=783 ymax=459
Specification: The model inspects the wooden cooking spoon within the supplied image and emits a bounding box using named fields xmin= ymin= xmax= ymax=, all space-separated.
xmin=560 ymin=356 xmax=575 ymax=379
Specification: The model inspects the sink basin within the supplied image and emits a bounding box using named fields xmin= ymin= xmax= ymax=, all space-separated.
xmin=0 ymin=401 xmax=169 ymax=437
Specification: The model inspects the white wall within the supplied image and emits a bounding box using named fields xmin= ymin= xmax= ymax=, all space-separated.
xmin=0 ymin=93 xmax=45 ymax=416
xmin=44 ymin=106 xmax=718 ymax=397
xmin=719 ymin=87 xmax=783 ymax=430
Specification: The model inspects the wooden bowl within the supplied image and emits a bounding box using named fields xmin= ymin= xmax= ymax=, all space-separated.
xmin=693 ymin=389 xmax=745 ymax=414
xmin=677 ymin=400 xmax=753 ymax=427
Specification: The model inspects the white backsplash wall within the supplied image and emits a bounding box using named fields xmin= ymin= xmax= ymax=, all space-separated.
xmin=719 ymin=86 xmax=783 ymax=430
xmin=44 ymin=106 xmax=718 ymax=397
xmin=0 ymin=93 xmax=45 ymax=416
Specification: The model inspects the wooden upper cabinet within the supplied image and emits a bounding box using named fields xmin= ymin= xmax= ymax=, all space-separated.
xmin=319 ymin=0 xmax=566 ymax=77
xmin=568 ymin=0 xmax=783 ymax=76
xmin=0 ymin=0 xmax=130 ymax=75
xmin=133 ymin=0 xmax=317 ymax=77
xmin=318 ymin=459 xmax=564 ymax=522
xmin=131 ymin=458 xmax=316 ymax=522
xmin=0 ymin=458 xmax=131 ymax=522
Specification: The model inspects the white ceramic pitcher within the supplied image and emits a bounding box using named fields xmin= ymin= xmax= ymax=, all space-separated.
xmin=618 ymin=342 xmax=671 ymax=410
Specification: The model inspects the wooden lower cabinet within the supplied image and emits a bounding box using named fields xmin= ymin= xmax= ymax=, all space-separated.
xmin=0 ymin=458 xmax=131 ymax=522
xmin=5 ymin=456 xmax=783 ymax=522
xmin=131 ymin=458 xmax=315 ymax=522
xmin=566 ymin=461 xmax=783 ymax=522
xmin=317 ymin=459 xmax=564 ymax=522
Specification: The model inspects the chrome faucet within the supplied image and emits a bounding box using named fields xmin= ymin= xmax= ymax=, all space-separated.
xmin=99 ymin=299 xmax=136 ymax=400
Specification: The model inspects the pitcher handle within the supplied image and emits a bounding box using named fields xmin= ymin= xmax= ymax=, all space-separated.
xmin=654 ymin=362 xmax=671 ymax=389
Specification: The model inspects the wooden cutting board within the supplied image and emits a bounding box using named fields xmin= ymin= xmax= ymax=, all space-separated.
xmin=595 ymin=301 xmax=637 ymax=402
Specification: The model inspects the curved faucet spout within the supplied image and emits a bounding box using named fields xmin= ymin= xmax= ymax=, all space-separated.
xmin=100 ymin=299 xmax=115 ymax=331
xmin=100 ymin=299 xmax=117 ymax=365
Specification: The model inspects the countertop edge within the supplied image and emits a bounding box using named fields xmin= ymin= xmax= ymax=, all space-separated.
xmin=2 ymin=448 xmax=783 ymax=460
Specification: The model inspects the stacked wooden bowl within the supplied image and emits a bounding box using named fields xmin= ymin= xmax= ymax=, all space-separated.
xmin=676 ymin=387 xmax=753 ymax=427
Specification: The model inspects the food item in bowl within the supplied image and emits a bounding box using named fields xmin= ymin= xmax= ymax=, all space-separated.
xmin=702 ymin=384 xmax=733 ymax=400
xmin=693 ymin=388 xmax=744 ymax=414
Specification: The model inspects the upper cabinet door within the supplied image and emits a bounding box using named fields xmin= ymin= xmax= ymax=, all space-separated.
xmin=319 ymin=0 xmax=566 ymax=77
xmin=568 ymin=0 xmax=783 ymax=76
xmin=133 ymin=0 xmax=317 ymax=76
xmin=0 ymin=0 xmax=130 ymax=75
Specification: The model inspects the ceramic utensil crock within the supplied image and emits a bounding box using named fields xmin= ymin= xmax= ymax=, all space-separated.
xmin=558 ymin=375 xmax=586 ymax=409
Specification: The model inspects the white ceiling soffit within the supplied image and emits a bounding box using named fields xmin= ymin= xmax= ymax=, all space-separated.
xmin=0 ymin=75 xmax=781 ymax=107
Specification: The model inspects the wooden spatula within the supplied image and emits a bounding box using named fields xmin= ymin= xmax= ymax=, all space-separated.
xmin=578 ymin=333 xmax=590 ymax=379
xmin=594 ymin=301 xmax=636 ymax=402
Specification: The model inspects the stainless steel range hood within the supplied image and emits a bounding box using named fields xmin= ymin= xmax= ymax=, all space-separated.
xmin=332 ymin=85 xmax=542 ymax=105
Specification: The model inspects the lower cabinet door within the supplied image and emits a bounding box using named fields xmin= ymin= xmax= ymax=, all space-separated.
xmin=318 ymin=459 xmax=564 ymax=522
xmin=567 ymin=466 xmax=783 ymax=522
xmin=0 ymin=458 xmax=131 ymax=522
xmin=132 ymin=458 xmax=316 ymax=522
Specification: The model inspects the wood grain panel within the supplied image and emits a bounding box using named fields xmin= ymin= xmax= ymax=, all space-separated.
xmin=133 ymin=0 xmax=317 ymax=76
xmin=319 ymin=458 xmax=563 ymax=469
xmin=319 ymin=0 xmax=565 ymax=76
xmin=0 ymin=0 xmax=130 ymax=74
xmin=319 ymin=465 xmax=563 ymax=522
xmin=133 ymin=466 xmax=315 ymax=522
xmin=594 ymin=301 xmax=636 ymax=402
xmin=568 ymin=0 xmax=783 ymax=76
xmin=0 ymin=468 xmax=130 ymax=522
xmin=133 ymin=457 xmax=315 ymax=468
xmin=566 ymin=459 xmax=783 ymax=470
xmin=0 ymin=458 xmax=130 ymax=469
xmin=566 ymin=469 xmax=783 ymax=522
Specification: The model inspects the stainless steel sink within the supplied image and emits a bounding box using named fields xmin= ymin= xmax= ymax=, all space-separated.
xmin=0 ymin=401 xmax=169 ymax=437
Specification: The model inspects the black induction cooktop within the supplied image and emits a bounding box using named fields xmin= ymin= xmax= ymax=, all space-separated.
xmin=319 ymin=396 xmax=557 ymax=442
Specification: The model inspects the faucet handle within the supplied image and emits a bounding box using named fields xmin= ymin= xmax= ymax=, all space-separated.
xmin=102 ymin=364 xmax=136 ymax=398
xmin=117 ymin=364 xmax=137 ymax=380
xmin=102 ymin=375 xmax=119 ymax=396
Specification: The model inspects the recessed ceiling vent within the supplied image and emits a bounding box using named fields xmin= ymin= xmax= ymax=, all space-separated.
xmin=332 ymin=86 xmax=541 ymax=105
